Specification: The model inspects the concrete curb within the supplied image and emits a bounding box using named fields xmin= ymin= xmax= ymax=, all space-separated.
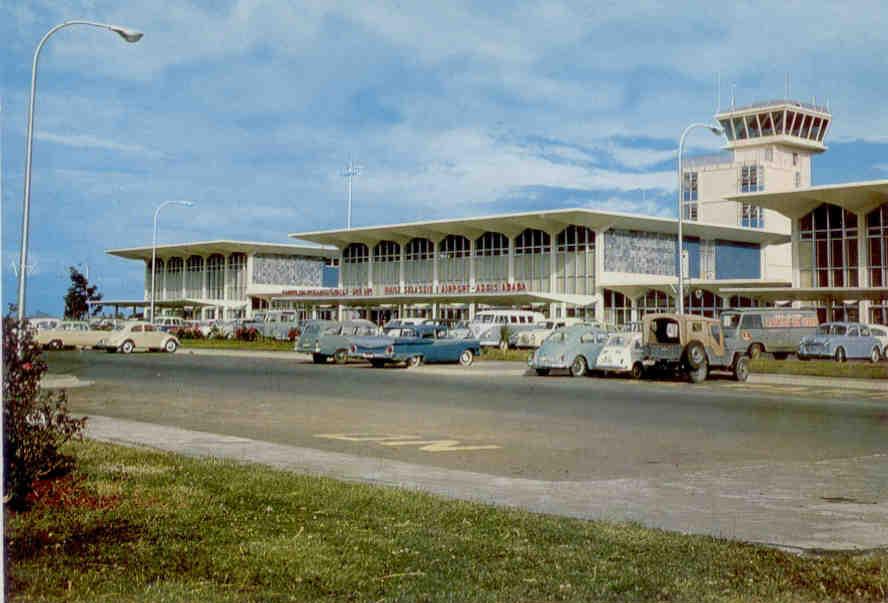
xmin=84 ymin=414 xmax=888 ymax=552
xmin=749 ymin=373 xmax=888 ymax=391
xmin=40 ymin=375 xmax=94 ymax=389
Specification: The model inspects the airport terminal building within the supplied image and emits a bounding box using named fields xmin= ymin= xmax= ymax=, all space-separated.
xmin=106 ymin=99 xmax=888 ymax=325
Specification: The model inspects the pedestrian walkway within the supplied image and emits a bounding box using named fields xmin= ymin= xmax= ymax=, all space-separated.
xmin=85 ymin=414 xmax=888 ymax=553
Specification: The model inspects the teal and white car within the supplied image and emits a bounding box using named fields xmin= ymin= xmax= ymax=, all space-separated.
xmin=595 ymin=332 xmax=645 ymax=379
xmin=527 ymin=324 xmax=610 ymax=377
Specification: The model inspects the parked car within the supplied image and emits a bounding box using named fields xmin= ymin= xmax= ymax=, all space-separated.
xmin=298 ymin=319 xmax=379 ymax=364
xmin=798 ymin=322 xmax=882 ymax=363
xmin=242 ymin=311 xmax=301 ymax=340
xmin=866 ymin=324 xmax=888 ymax=359
xmin=36 ymin=320 xmax=106 ymax=350
xmin=154 ymin=316 xmax=185 ymax=333
xmin=509 ymin=319 xmax=583 ymax=349
xmin=350 ymin=324 xmax=481 ymax=368
xmin=95 ymin=321 xmax=180 ymax=354
xmin=595 ymin=332 xmax=645 ymax=379
xmin=469 ymin=309 xmax=546 ymax=350
xmin=642 ymin=313 xmax=749 ymax=383
xmin=527 ymin=323 xmax=610 ymax=377
xmin=720 ymin=308 xmax=819 ymax=359
xmin=446 ymin=320 xmax=472 ymax=339
xmin=28 ymin=317 xmax=61 ymax=332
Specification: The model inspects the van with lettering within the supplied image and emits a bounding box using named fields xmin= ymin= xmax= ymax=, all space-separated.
xmin=468 ymin=309 xmax=546 ymax=350
xmin=720 ymin=308 xmax=818 ymax=359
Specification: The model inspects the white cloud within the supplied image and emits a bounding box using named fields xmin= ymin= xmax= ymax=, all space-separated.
xmin=36 ymin=132 xmax=156 ymax=155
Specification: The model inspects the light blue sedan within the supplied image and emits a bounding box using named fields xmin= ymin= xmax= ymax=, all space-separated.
xmin=798 ymin=322 xmax=882 ymax=363
xmin=350 ymin=324 xmax=481 ymax=368
xmin=527 ymin=324 xmax=610 ymax=377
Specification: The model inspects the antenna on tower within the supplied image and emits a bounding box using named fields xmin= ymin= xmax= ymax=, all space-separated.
xmin=730 ymin=83 xmax=736 ymax=110
xmin=342 ymin=158 xmax=363 ymax=230
xmin=785 ymin=72 xmax=790 ymax=100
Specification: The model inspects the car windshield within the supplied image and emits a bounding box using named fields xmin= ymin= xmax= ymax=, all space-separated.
xmin=605 ymin=335 xmax=627 ymax=347
xmin=722 ymin=314 xmax=740 ymax=329
xmin=817 ymin=324 xmax=832 ymax=335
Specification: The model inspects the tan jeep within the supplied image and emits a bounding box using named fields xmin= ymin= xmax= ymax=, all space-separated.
xmin=642 ymin=313 xmax=749 ymax=383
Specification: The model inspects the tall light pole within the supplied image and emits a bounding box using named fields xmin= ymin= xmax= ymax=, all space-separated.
xmin=150 ymin=200 xmax=194 ymax=322
xmin=677 ymin=122 xmax=723 ymax=313
xmin=16 ymin=20 xmax=143 ymax=323
xmin=342 ymin=159 xmax=362 ymax=230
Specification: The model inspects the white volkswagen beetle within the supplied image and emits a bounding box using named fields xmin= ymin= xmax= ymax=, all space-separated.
xmin=95 ymin=321 xmax=180 ymax=354
xmin=595 ymin=332 xmax=645 ymax=379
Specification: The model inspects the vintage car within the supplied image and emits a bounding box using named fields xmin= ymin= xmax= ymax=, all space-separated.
xmin=29 ymin=317 xmax=62 ymax=332
xmin=527 ymin=323 xmax=610 ymax=377
xmin=95 ymin=321 xmax=180 ymax=354
xmin=242 ymin=311 xmax=301 ymax=340
xmin=866 ymin=324 xmax=888 ymax=359
xmin=349 ymin=324 xmax=481 ymax=368
xmin=798 ymin=322 xmax=882 ymax=363
xmin=642 ymin=313 xmax=749 ymax=383
xmin=595 ymin=332 xmax=645 ymax=379
xmin=720 ymin=308 xmax=819 ymax=359
xmin=509 ymin=319 xmax=583 ymax=349
xmin=36 ymin=320 xmax=106 ymax=350
xmin=297 ymin=319 xmax=379 ymax=364
xmin=469 ymin=309 xmax=546 ymax=350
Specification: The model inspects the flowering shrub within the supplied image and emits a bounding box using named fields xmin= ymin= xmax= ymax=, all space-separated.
xmin=287 ymin=327 xmax=301 ymax=342
xmin=235 ymin=327 xmax=259 ymax=342
xmin=3 ymin=316 xmax=86 ymax=510
xmin=174 ymin=326 xmax=204 ymax=340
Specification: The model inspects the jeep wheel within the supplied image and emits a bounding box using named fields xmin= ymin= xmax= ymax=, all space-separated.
xmin=688 ymin=360 xmax=708 ymax=384
xmin=747 ymin=343 xmax=764 ymax=360
xmin=569 ymin=355 xmax=587 ymax=378
xmin=834 ymin=347 xmax=846 ymax=363
xmin=630 ymin=362 xmax=644 ymax=380
xmin=732 ymin=356 xmax=750 ymax=382
xmin=685 ymin=341 xmax=706 ymax=369
xmin=333 ymin=349 xmax=348 ymax=365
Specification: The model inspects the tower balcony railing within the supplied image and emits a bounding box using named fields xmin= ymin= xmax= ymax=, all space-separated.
xmin=720 ymin=99 xmax=830 ymax=114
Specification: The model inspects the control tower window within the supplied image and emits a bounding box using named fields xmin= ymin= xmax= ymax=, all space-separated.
xmin=682 ymin=171 xmax=698 ymax=221
xmin=740 ymin=165 xmax=764 ymax=193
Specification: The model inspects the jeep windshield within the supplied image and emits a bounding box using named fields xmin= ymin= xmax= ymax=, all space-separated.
xmin=721 ymin=313 xmax=740 ymax=330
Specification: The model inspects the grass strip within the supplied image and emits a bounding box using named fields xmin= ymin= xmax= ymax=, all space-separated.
xmin=750 ymin=358 xmax=888 ymax=380
xmin=8 ymin=440 xmax=887 ymax=602
xmin=182 ymin=338 xmax=294 ymax=352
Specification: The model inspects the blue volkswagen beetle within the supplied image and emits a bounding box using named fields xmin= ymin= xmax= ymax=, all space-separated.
xmin=527 ymin=323 xmax=610 ymax=377
xmin=349 ymin=324 xmax=481 ymax=368
xmin=798 ymin=322 xmax=882 ymax=363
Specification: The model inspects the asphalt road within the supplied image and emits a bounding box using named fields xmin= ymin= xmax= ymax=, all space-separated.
xmin=48 ymin=350 xmax=888 ymax=485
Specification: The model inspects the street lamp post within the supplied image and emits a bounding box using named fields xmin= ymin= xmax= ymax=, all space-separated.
xmin=150 ymin=201 xmax=194 ymax=322
xmin=16 ymin=20 xmax=143 ymax=323
xmin=677 ymin=122 xmax=723 ymax=313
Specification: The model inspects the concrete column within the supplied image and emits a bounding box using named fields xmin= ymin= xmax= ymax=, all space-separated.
xmin=549 ymin=302 xmax=556 ymax=319
xmin=791 ymin=218 xmax=801 ymax=288
xmin=469 ymin=239 xmax=476 ymax=288
xmin=432 ymin=243 xmax=439 ymax=289
xmin=594 ymin=229 xmax=607 ymax=289
xmin=367 ymin=251 xmax=374 ymax=290
xmin=399 ymin=244 xmax=406 ymax=291
xmin=201 ymin=256 xmax=208 ymax=299
xmin=469 ymin=302 xmax=476 ymax=320
xmin=337 ymin=304 xmax=344 ymax=321
xmin=338 ymin=250 xmax=344 ymax=288
xmin=548 ymin=231 xmax=558 ymax=294
xmin=630 ymin=296 xmax=639 ymax=323
xmin=593 ymin=290 xmax=605 ymax=323
xmin=507 ymin=236 xmax=515 ymax=284
xmin=161 ymin=259 xmax=167 ymax=303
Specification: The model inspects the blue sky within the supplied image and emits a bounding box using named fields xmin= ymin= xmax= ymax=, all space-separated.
xmin=3 ymin=1 xmax=887 ymax=315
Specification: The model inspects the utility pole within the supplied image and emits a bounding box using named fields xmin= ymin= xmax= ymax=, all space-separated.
xmin=342 ymin=159 xmax=362 ymax=230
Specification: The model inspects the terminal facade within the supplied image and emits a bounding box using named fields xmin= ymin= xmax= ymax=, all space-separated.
xmin=106 ymin=99 xmax=888 ymax=325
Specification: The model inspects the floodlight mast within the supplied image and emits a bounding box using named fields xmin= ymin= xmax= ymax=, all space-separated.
xmin=343 ymin=159 xmax=362 ymax=230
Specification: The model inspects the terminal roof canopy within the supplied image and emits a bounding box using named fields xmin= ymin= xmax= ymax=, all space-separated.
xmin=106 ymin=239 xmax=337 ymax=261
xmin=726 ymin=180 xmax=888 ymax=220
xmin=288 ymin=208 xmax=790 ymax=248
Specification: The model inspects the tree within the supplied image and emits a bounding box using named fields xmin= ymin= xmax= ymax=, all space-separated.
xmin=63 ymin=267 xmax=102 ymax=319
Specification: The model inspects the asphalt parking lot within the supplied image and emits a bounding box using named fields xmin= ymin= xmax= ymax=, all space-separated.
xmin=47 ymin=350 xmax=888 ymax=550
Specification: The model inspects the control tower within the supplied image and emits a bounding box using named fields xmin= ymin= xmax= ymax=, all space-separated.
xmin=682 ymin=99 xmax=831 ymax=281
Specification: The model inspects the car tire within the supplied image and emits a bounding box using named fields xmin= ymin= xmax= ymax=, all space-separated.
xmin=884 ymin=346 xmax=888 ymax=361
xmin=630 ymin=362 xmax=644 ymax=380
xmin=164 ymin=339 xmax=178 ymax=353
xmin=333 ymin=349 xmax=348 ymax=365
xmin=458 ymin=349 xmax=474 ymax=367
xmin=732 ymin=356 xmax=750 ymax=382
xmin=370 ymin=359 xmax=386 ymax=369
xmin=569 ymin=355 xmax=587 ymax=378
xmin=688 ymin=360 xmax=708 ymax=383
xmin=870 ymin=347 xmax=881 ymax=364
xmin=685 ymin=341 xmax=706 ymax=369
xmin=120 ymin=340 xmax=135 ymax=354
xmin=535 ymin=368 xmax=550 ymax=376
xmin=747 ymin=343 xmax=764 ymax=360
xmin=406 ymin=355 xmax=422 ymax=369
xmin=834 ymin=347 xmax=846 ymax=363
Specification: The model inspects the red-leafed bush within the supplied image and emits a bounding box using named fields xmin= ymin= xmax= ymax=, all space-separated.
xmin=174 ymin=325 xmax=204 ymax=340
xmin=235 ymin=327 xmax=259 ymax=342
xmin=287 ymin=327 xmax=301 ymax=342
xmin=3 ymin=316 xmax=86 ymax=510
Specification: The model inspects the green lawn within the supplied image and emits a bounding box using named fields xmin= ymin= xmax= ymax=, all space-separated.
xmin=182 ymin=338 xmax=294 ymax=352
xmin=750 ymin=358 xmax=888 ymax=380
xmin=8 ymin=441 xmax=887 ymax=602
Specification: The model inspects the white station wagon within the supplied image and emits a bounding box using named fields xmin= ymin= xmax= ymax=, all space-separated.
xmin=95 ymin=321 xmax=180 ymax=354
xmin=36 ymin=320 xmax=105 ymax=350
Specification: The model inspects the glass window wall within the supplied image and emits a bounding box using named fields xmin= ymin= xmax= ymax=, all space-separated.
xmin=799 ymin=204 xmax=858 ymax=288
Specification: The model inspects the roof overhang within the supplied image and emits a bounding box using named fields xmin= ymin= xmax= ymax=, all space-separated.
xmin=725 ymin=180 xmax=888 ymax=220
xmin=719 ymin=287 xmax=888 ymax=303
xmin=599 ymin=278 xmax=792 ymax=300
xmin=271 ymin=290 xmax=597 ymax=307
xmin=88 ymin=298 xmax=220 ymax=308
xmin=106 ymin=240 xmax=337 ymax=261
xmin=289 ymin=208 xmax=789 ymax=248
